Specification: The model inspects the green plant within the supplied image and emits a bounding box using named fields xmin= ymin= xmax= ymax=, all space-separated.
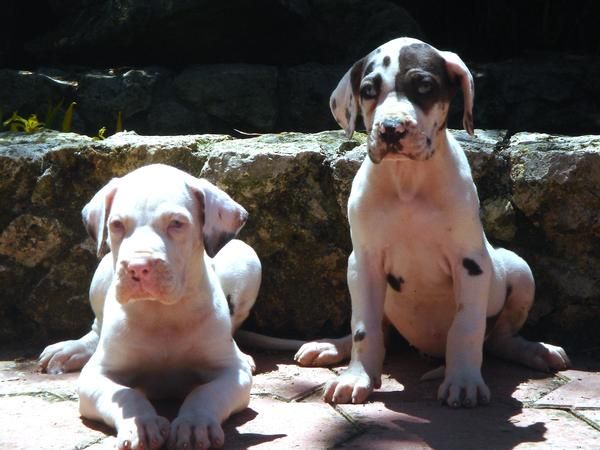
xmin=44 ymin=99 xmax=64 ymax=130
xmin=3 ymin=112 xmax=45 ymax=133
xmin=62 ymin=101 xmax=76 ymax=132
xmin=116 ymin=111 xmax=123 ymax=133
xmin=2 ymin=103 xmax=127 ymax=138
xmin=93 ymin=126 xmax=107 ymax=141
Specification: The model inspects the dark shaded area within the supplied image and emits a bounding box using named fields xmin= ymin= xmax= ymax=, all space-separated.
xmin=1 ymin=0 xmax=599 ymax=137
xmin=405 ymin=1 xmax=600 ymax=62
xmin=1 ymin=0 xmax=598 ymax=69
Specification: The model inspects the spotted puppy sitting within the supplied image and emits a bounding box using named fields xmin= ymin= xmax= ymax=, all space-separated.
xmin=295 ymin=37 xmax=570 ymax=407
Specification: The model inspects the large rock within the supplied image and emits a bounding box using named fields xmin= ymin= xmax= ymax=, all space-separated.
xmin=0 ymin=129 xmax=597 ymax=350
xmin=0 ymin=69 xmax=77 ymax=125
xmin=174 ymin=65 xmax=280 ymax=133
xmin=3 ymin=54 xmax=599 ymax=138
xmin=502 ymin=133 xmax=600 ymax=344
xmin=449 ymin=55 xmax=600 ymax=135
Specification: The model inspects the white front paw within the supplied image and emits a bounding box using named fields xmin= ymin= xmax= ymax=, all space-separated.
xmin=117 ymin=415 xmax=169 ymax=450
xmin=323 ymin=364 xmax=378 ymax=404
xmin=38 ymin=339 xmax=94 ymax=374
xmin=438 ymin=368 xmax=490 ymax=408
xmin=169 ymin=414 xmax=224 ymax=449
xmin=294 ymin=340 xmax=346 ymax=367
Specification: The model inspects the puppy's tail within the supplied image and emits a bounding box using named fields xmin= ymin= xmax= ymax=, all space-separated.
xmin=235 ymin=330 xmax=306 ymax=351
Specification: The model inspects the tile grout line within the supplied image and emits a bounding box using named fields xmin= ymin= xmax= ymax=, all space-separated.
xmin=568 ymin=408 xmax=600 ymax=433
xmin=528 ymin=403 xmax=600 ymax=433
xmin=0 ymin=390 xmax=77 ymax=401
xmin=328 ymin=403 xmax=367 ymax=448
xmin=290 ymin=383 xmax=326 ymax=402
xmin=72 ymin=435 xmax=109 ymax=450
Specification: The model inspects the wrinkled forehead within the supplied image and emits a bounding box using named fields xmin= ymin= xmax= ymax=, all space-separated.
xmin=358 ymin=40 xmax=448 ymax=86
xmin=111 ymin=173 xmax=194 ymax=219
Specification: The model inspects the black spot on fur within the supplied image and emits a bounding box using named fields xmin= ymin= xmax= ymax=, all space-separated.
xmin=462 ymin=258 xmax=483 ymax=276
xmin=345 ymin=108 xmax=351 ymax=123
xmin=387 ymin=274 xmax=404 ymax=292
xmin=364 ymin=61 xmax=375 ymax=76
xmin=383 ymin=55 xmax=391 ymax=67
xmin=426 ymin=137 xmax=432 ymax=147
xmin=331 ymin=98 xmax=337 ymax=111
xmin=226 ymin=294 xmax=234 ymax=316
xmin=354 ymin=328 xmax=366 ymax=342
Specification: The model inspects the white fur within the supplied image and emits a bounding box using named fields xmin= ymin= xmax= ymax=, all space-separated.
xmin=40 ymin=164 xmax=261 ymax=449
xmin=296 ymin=38 xmax=570 ymax=408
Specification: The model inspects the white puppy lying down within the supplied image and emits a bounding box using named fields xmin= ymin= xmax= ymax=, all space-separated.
xmin=40 ymin=164 xmax=260 ymax=450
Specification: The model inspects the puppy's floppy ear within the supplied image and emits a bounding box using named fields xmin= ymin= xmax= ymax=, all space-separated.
xmin=188 ymin=178 xmax=248 ymax=258
xmin=330 ymin=57 xmax=366 ymax=138
xmin=439 ymin=51 xmax=475 ymax=135
xmin=82 ymin=177 xmax=120 ymax=257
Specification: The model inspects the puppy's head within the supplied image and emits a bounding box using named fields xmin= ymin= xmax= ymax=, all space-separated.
xmin=330 ymin=37 xmax=474 ymax=163
xmin=82 ymin=164 xmax=247 ymax=305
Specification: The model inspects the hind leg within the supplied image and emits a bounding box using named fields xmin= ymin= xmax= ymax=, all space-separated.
xmin=213 ymin=239 xmax=261 ymax=332
xmin=213 ymin=239 xmax=261 ymax=372
xmin=485 ymin=249 xmax=570 ymax=371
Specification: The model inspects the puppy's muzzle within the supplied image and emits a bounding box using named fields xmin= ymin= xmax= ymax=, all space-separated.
xmin=116 ymin=251 xmax=176 ymax=303
xmin=125 ymin=256 xmax=157 ymax=282
xmin=379 ymin=118 xmax=408 ymax=145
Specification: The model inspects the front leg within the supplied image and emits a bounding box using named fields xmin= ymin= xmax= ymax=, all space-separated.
xmin=169 ymin=360 xmax=252 ymax=449
xmin=438 ymin=253 xmax=492 ymax=408
xmin=39 ymin=325 xmax=99 ymax=374
xmin=79 ymin=362 xmax=170 ymax=450
xmin=324 ymin=250 xmax=386 ymax=404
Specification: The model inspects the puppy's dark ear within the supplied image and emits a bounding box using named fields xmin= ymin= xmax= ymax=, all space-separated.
xmin=439 ymin=51 xmax=475 ymax=135
xmin=330 ymin=57 xmax=366 ymax=138
xmin=188 ymin=178 xmax=248 ymax=258
xmin=82 ymin=177 xmax=120 ymax=257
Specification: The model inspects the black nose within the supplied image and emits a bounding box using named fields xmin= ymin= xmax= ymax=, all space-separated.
xmin=379 ymin=119 xmax=407 ymax=144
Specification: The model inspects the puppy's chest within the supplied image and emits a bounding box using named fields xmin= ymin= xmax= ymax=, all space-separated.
xmin=104 ymin=313 xmax=230 ymax=370
xmin=368 ymin=200 xmax=456 ymax=280
xmin=366 ymin=198 xmax=472 ymax=356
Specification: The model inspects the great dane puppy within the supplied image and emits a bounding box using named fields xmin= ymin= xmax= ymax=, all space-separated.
xmin=295 ymin=37 xmax=570 ymax=407
xmin=40 ymin=164 xmax=260 ymax=449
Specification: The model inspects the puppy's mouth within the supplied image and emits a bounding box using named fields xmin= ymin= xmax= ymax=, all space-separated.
xmin=115 ymin=259 xmax=177 ymax=304
xmin=367 ymin=131 xmax=431 ymax=164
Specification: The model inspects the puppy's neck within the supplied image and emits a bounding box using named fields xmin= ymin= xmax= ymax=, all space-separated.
xmin=370 ymin=130 xmax=458 ymax=202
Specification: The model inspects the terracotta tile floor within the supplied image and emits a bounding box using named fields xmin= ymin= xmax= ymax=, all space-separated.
xmin=1 ymin=346 xmax=599 ymax=449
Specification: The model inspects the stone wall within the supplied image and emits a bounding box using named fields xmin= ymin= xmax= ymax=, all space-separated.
xmin=2 ymin=53 xmax=599 ymax=139
xmin=0 ymin=129 xmax=598 ymax=350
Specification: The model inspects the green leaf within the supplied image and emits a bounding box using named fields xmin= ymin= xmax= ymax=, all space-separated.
xmin=62 ymin=102 xmax=76 ymax=132
xmin=44 ymin=99 xmax=64 ymax=129
xmin=116 ymin=111 xmax=123 ymax=133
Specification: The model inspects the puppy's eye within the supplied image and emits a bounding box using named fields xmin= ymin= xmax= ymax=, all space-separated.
xmin=417 ymin=80 xmax=433 ymax=95
xmin=168 ymin=219 xmax=186 ymax=231
xmin=360 ymin=83 xmax=378 ymax=100
xmin=109 ymin=219 xmax=125 ymax=234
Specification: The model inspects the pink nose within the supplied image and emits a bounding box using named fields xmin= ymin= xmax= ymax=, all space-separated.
xmin=126 ymin=258 xmax=154 ymax=281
